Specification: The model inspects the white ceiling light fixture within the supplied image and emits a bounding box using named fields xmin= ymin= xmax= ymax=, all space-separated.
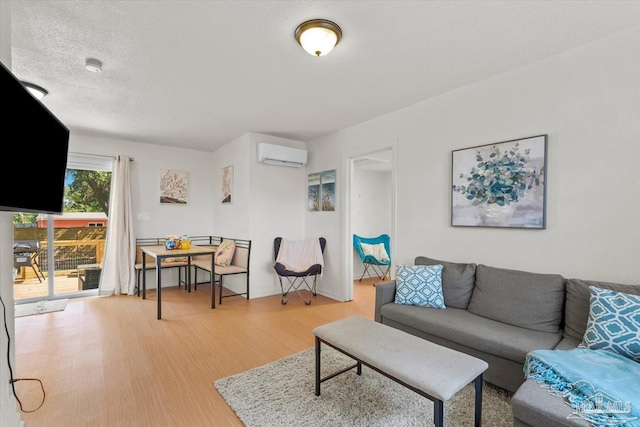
xmin=295 ymin=19 xmax=342 ymax=57
xmin=85 ymin=58 xmax=102 ymax=73
xmin=21 ymin=81 xmax=48 ymax=100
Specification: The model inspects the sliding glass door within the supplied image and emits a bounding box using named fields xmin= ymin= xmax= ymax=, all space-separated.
xmin=14 ymin=154 xmax=113 ymax=303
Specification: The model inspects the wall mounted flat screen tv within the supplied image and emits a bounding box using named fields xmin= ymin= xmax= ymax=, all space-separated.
xmin=1 ymin=61 xmax=69 ymax=214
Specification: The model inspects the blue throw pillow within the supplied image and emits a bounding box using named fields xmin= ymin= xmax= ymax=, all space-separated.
xmin=579 ymin=286 xmax=640 ymax=363
xmin=394 ymin=264 xmax=445 ymax=308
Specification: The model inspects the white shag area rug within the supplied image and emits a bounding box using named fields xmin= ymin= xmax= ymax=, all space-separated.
xmin=15 ymin=299 xmax=68 ymax=317
xmin=215 ymin=347 xmax=513 ymax=427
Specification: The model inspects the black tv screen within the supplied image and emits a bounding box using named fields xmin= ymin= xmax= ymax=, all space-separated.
xmin=1 ymin=61 xmax=69 ymax=214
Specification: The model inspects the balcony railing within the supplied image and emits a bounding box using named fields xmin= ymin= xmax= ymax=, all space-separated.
xmin=14 ymin=227 xmax=107 ymax=280
xmin=38 ymin=240 xmax=105 ymax=272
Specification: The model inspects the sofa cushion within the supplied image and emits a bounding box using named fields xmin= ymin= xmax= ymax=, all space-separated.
xmin=379 ymin=303 xmax=562 ymax=364
xmin=394 ymin=264 xmax=445 ymax=308
xmin=564 ymin=278 xmax=640 ymax=341
xmin=578 ymin=286 xmax=640 ymax=363
xmin=414 ymin=256 xmax=476 ymax=309
xmin=512 ymin=379 xmax=591 ymax=427
xmin=467 ymin=264 xmax=565 ymax=333
xmin=553 ymin=336 xmax=581 ymax=351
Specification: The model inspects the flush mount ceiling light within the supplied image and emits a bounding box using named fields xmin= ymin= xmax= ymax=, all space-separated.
xmin=85 ymin=58 xmax=102 ymax=73
xmin=21 ymin=81 xmax=48 ymax=100
xmin=295 ymin=19 xmax=342 ymax=57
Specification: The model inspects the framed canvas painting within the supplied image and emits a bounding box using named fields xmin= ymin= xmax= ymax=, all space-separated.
xmin=308 ymin=172 xmax=320 ymax=212
xmin=451 ymin=134 xmax=547 ymax=228
xmin=321 ymin=169 xmax=336 ymax=211
xmin=160 ymin=169 xmax=188 ymax=204
xmin=221 ymin=165 xmax=233 ymax=203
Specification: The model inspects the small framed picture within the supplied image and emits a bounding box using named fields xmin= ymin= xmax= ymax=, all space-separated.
xmin=321 ymin=169 xmax=336 ymax=211
xmin=308 ymin=172 xmax=320 ymax=212
xmin=221 ymin=165 xmax=233 ymax=203
xmin=160 ymin=169 xmax=188 ymax=204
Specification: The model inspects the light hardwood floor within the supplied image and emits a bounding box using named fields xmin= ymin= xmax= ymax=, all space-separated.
xmin=14 ymin=279 xmax=379 ymax=426
xmin=14 ymin=274 xmax=87 ymax=300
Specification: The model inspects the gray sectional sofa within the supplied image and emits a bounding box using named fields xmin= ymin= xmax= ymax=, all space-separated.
xmin=373 ymin=256 xmax=640 ymax=427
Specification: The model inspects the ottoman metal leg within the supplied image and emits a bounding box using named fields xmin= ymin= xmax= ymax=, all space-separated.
xmin=434 ymin=399 xmax=444 ymax=427
xmin=315 ymin=336 xmax=364 ymax=397
xmin=475 ymin=374 xmax=483 ymax=427
xmin=315 ymin=336 xmax=321 ymax=396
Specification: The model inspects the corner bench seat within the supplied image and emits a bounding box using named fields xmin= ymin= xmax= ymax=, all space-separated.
xmin=133 ymin=236 xmax=251 ymax=307
xmin=192 ymin=260 xmax=247 ymax=276
xmin=191 ymin=238 xmax=251 ymax=305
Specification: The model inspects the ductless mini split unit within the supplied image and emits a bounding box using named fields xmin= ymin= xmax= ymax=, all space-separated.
xmin=256 ymin=142 xmax=308 ymax=168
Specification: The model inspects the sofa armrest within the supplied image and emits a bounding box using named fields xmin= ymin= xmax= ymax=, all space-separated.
xmin=374 ymin=280 xmax=396 ymax=323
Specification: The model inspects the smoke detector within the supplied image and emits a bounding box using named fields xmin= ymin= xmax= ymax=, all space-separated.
xmin=85 ymin=58 xmax=102 ymax=73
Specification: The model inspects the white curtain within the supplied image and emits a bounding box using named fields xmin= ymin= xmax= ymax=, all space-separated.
xmin=99 ymin=155 xmax=136 ymax=296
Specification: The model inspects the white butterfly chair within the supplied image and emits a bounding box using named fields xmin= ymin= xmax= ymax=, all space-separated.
xmin=273 ymin=237 xmax=326 ymax=305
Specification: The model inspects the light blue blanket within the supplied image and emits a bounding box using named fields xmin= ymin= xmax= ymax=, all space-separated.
xmin=524 ymin=348 xmax=640 ymax=426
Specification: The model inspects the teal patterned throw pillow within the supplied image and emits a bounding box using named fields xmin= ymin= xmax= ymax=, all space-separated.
xmin=394 ymin=264 xmax=445 ymax=308
xmin=579 ymin=286 xmax=640 ymax=363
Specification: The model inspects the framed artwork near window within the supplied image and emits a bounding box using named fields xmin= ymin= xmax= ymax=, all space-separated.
xmin=160 ymin=169 xmax=188 ymax=204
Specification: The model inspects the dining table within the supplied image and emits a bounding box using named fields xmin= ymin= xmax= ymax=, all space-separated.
xmin=141 ymin=244 xmax=217 ymax=319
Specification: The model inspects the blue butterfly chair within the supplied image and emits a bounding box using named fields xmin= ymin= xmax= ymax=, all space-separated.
xmin=353 ymin=234 xmax=391 ymax=285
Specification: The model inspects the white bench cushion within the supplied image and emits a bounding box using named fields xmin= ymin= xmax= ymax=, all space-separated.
xmin=313 ymin=315 xmax=488 ymax=401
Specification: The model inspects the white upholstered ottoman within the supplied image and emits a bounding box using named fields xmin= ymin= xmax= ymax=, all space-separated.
xmin=313 ymin=315 xmax=489 ymax=427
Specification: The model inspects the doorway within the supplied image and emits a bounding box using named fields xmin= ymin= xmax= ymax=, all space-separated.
xmin=342 ymin=142 xmax=397 ymax=302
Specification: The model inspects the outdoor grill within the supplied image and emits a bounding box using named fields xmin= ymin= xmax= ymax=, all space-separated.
xmin=13 ymin=240 xmax=45 ymax=282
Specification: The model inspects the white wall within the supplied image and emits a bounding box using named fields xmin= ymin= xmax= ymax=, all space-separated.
xmin=303 ymin=160 xmax=342 ymax=300
xmin=209 ymin=132 xmax=306 ymax=299
xmin=210 ymin=133 xmax=251 ymax=240
xmin=351 ymin=168 xmax=392 ymax=278
xmin=207 ymin=133 xmax=251 ymax=295
xmin=70 ymin=133 xmax=214 ymax=288
xmin=248 ymin=134 xmax=306 ymax=298
xmin=306 ymin=25 xmax=640 ymax=301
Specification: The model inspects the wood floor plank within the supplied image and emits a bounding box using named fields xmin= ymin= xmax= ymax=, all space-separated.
xmin=13 ymin=279 xmax=378 ymax=426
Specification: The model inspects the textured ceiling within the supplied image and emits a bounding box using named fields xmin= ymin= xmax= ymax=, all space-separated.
xmin=9 ymin=1 xmax=640 ymax=152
